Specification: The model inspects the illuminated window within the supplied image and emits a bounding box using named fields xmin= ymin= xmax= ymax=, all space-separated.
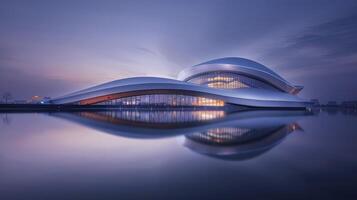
xmin=95 ymin=94 xmax=225 ymax=107
xmin=187 ymin=71 xmax=278 ymax=90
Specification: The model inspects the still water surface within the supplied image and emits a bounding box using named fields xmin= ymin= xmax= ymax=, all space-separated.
xmin=0 ymin=109 xmax=357 ymax=199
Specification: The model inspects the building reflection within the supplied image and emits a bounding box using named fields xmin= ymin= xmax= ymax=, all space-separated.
xmin=184 ymin=123 xmax=302 ymax=160
xmin=51 ymin=109 xmax=311 ymax=159
xmin=75 ymin=110 xmax=226 ymax=128
xmin=51 ymin=110 xmax=229 ymax=138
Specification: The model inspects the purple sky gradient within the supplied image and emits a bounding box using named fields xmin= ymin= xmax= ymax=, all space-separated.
xmin=1 ymin=0 xmax=357 ymax=102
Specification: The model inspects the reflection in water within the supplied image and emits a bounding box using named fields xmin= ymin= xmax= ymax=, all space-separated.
xmin=184 ymin=123 xmax=302 ymax=160
xmin=51 ymin=109 xmax=311 ymax=160
xmin=78 ymin=110 xmax=226 ymax=124
xmin=188 ymin=127 xmax=252 ymax=145
xmin=2 ymin=109 xmax=357 ymax=199
xmin=0 ymin=113 xmax=11 ymax=125
xmin=51 ymin=110 xmax=229 ymax=138
xmin=341 ymin=108 xmax=357 ymax=116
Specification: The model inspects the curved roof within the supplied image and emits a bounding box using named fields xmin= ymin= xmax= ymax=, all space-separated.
xmin=193 ymin=57 xmax=284 ymax=80
xmin=178 ymin=57 xmax=303 ymax=94
xmin=58 ymin=77 xmax=183 ymax=99
xmin=51 ymin=76 xmax=308 ymax=108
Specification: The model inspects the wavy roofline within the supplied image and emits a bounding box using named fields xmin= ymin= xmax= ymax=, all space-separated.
xmin=51 ymin=76 xmax=308 ymax=108
xmin=50 ymin=57 xmax=307 ymax=108
xmin=193 ymin=57 xmax=284 ymax=79
xmin=178 ymin=63 xmax=302 ymax=94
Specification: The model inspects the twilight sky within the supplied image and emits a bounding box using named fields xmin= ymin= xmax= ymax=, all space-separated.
xmin=1 ymin=0 xmax=357 ymax=102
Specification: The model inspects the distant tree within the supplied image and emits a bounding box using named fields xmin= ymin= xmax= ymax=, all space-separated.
xmin=2 ymin=92 xmax=12 ymax=104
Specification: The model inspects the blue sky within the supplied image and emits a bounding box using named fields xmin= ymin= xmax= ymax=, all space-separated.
xmin=1 ymin=0 xmax=357 ymax=102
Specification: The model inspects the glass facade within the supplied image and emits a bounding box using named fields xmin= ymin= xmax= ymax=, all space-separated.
xmin=78 ymin=110 xmax=226 ymax=124
xmin=187 ymin=71 xmax=279 ymax=91
xmin=95 ymin=94 xmax=224 ymax=107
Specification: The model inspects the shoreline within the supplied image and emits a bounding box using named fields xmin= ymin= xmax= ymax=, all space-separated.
xmin=0 ymin=104 xmax=308 ymax=112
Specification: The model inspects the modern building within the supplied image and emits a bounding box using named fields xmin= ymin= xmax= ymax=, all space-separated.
xmin=50 ymin=57 xmax=309 ymax=108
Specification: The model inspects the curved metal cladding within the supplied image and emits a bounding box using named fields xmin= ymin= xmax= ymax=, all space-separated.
xmin=178 ymin=57 xmax=303 ymax=94
xmin=51 ymin=77 xmax=308 ymax=108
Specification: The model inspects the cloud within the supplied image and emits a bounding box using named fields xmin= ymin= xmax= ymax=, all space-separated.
xmin=259 ymin=14 xmax=357 ymax=100
xmin=290 ymin=14 xmax=357 ymax=58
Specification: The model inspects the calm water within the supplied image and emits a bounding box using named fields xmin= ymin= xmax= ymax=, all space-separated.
xmin=1 ymin=108 xmax=357 ymax=200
